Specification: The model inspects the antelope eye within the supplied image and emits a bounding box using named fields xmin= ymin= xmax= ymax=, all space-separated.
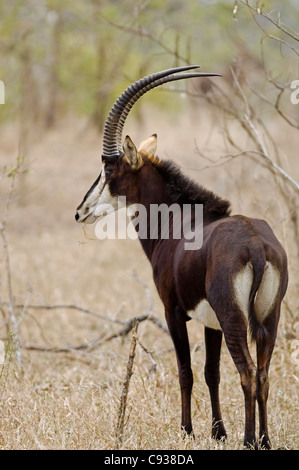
xmin=105 ymin=160 xmax=119 ymax=177
xmin=104 ymin=165 xmax=113 ymax=176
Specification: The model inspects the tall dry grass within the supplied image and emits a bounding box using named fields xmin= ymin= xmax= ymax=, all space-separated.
xmin=0 ymin=103 xmax=298 ymax=449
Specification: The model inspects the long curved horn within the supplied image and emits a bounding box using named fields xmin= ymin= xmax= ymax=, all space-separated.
xmin=102 ymin=66 xmax=220 ymax=160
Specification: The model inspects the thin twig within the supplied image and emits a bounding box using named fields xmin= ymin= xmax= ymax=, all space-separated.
xmin=241 ymin=0 xmax=299 ymax=45
xmin=230 ymin=67 xmax=299 ymax=194
xmin=0 ymin=163 xmax=23 ymax=370
xmin=101 ymin=15 xmax=189 ymax=66
xmin=21 ymin=310 xmax=168 ymax=354
xmin=115 ymin=319 xmax=139 ymax=449
xmin=137 ymin=337 xmax=157 ymax=374
xmin=12 ymin=303 xmax=124 ymax=324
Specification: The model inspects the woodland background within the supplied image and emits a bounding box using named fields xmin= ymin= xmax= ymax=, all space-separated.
xmin=0 ymin=0 xmax=298 ymax=450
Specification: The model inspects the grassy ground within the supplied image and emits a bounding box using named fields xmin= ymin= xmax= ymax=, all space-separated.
xmin=0 ymin=107 xmax=298 ymax=450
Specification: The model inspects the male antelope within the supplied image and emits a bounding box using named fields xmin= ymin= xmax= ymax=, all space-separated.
xmin=75 ymin=66 xmax=288 ymax=449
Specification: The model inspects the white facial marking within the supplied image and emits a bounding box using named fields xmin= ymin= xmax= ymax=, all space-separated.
xmin=76 ymin=164 xmax=118 ymax=224
xmin=188 ymin=299 xmax=222 ymax=330
xmin=94 ymin=184 xmax=118 ymax=218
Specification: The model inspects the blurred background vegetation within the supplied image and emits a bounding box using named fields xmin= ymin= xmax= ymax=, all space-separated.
xmin=0 ymin=1 xmax=298 ymax=449
xmin=0 ymin=0 xmax=298 ymax=132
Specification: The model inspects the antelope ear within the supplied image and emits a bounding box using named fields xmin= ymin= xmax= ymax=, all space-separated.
xmin=138 ymin=134 xmax=157 ymax=160
xmin=123 ymin=135 xmax=143 ymax=170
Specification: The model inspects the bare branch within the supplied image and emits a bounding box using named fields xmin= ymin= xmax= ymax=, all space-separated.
xmin=230 ymin=67 xmax=299 ymax=194
xmin=0 ymin=161 xmax=24 ymax=370
xmin=18 ymin=301 xmax=169 ymax=354
xmin=241 ymin=0 xmax=299 ymax=43
xmin=11 ymin=303 xmax=125 ymax=325
xmin=115 ymin=319 xmax=139 ymax=449
xmin=100 ymin=14 xmax=189 ymax=66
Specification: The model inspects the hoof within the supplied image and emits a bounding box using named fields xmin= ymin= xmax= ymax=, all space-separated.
xmin=259 ymin=435 xmax=271 ymax=450
xmin=181 ymin=426 xmax=195 ymax=440
xmin=212 ymin=421 xmax=227 ymax=441
xmin=243 ymin=439 xmax=258 ymax=450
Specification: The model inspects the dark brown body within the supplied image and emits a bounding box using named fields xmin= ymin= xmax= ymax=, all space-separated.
xmin=75 ymin=67 xmax=288 ymax=449
xmin=109 ymin=154 xmax=288 ymax=447
xmin=149 ymin=212 xmax=287 ymax=447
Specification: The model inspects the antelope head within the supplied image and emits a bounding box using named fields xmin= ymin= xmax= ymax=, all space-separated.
xmin=75 ymin=66 xmax=220 ymax=224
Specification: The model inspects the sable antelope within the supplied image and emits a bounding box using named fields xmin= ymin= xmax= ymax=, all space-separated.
xmin=75 ymin=66 xmax=288 ymax=449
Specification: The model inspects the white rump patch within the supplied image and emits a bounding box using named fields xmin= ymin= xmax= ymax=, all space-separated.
xmin=233 ymin=262 xmax=254 ymax=321
xmin=234 ymin=261 xmax=280 ymax=324
xmin=188 ymin=299 xmax=221 ymax=330
xmin=255 ymin=262 xmax=280 ymax=322
xmin=188 ymin=261 xmax=280 ymax=331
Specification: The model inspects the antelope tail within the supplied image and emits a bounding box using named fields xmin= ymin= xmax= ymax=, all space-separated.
xmin=248 ymin=249 xmax=268 ymax=348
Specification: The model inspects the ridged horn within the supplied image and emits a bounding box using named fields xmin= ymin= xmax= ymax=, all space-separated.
xmin=102 ymin=65 xmax=221 ymax=160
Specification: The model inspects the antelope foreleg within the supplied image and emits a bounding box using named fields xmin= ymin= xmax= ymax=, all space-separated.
xmin=204 ymin=327 xmax=227 ymax=440
xmin=165 ymin=307 xmax=193 ymax=435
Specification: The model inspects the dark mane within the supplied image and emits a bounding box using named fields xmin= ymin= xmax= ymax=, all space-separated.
xmin=154 ymin=159 xmax=231 ymax=217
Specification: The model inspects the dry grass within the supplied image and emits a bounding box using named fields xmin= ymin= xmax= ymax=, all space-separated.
xmin=0 ymin=106 xmax=298 ymax=450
